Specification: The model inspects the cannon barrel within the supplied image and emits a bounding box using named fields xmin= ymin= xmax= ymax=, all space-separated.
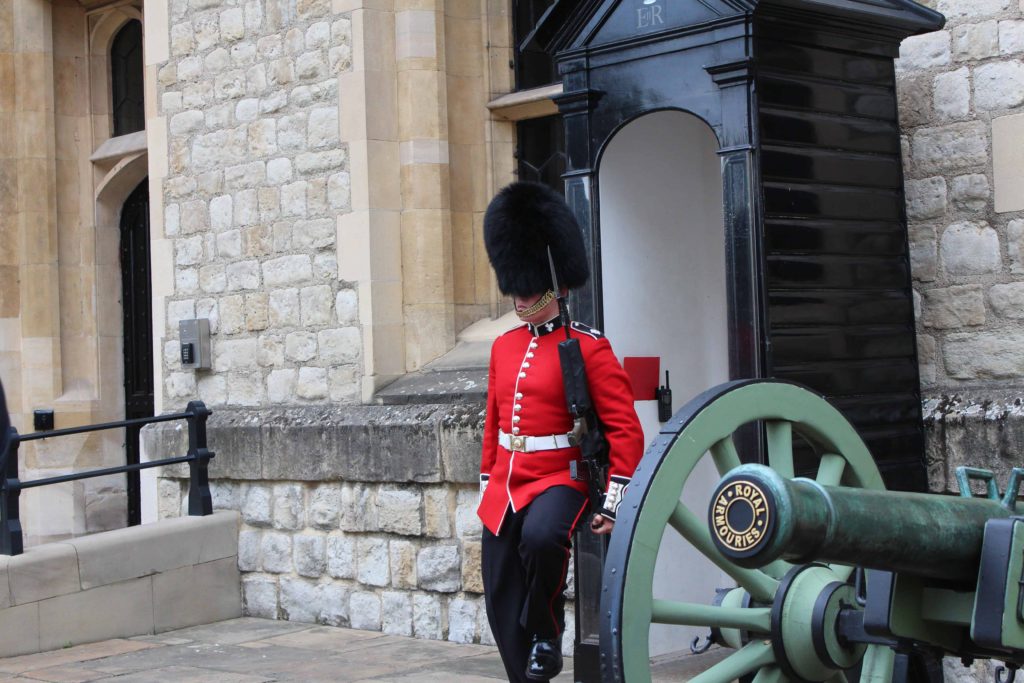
xmin=708 ymin=464 xmax=1013 ymax=582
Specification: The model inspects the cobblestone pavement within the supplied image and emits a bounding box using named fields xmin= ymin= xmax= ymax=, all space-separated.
xmin=0 ymin=618 xmax=721 ymax=682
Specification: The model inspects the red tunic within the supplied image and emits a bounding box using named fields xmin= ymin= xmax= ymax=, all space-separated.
xmin=477 ymin=318 xmax=645 ymax=536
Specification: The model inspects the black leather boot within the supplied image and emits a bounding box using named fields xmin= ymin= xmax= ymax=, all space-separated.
xmin=525 ymin=635 xmax=563 ymax=681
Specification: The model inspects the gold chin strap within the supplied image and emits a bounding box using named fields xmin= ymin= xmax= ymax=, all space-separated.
xmin=516 ymin=290 xmax=556 ymax=320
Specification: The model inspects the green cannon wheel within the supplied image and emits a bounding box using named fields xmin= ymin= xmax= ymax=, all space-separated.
xmin=600 ymin=379 xmax=894 ymax=683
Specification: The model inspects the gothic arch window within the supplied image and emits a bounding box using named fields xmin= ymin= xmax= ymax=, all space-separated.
xmin=110 ymin=19 xmax=144 ymax=136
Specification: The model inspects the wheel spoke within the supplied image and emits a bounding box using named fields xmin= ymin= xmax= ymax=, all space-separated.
xmin=817 ymin=453 xmax=846 ymax=487
xmin=753 ymin=665 xmax=788 ymax=683
xmin=858 ymin=644 xmax=895 ymax=683
xmin=651 ymin=599 xmax=771 ymax=632
xmin=690 ymin=640 xmax=775 ymax=683
xmin=761 ymin=559 xmax=794 ymax=580
xmin=710 ymin=436 xmax=742 ymax=477
xmin=766 ymin=421 xmax=794 ymax=479
xmin=668 ymin=501 xmax=779 ymax=602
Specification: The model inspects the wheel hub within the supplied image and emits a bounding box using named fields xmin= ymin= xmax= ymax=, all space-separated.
xmin=771 ymin=565 xmax=868 ymax=682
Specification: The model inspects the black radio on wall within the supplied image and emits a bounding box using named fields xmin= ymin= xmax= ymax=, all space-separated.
xmin=179 ymin=319 xmax=211 ymax=370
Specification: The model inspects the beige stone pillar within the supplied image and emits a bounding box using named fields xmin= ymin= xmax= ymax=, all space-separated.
xmin=13 ymin=0 xmax=61 ymax=418
xmin=396 ymin=0 xmax=454 ymax=370
xmin=337 ymin=0 xmax=405 ymax=400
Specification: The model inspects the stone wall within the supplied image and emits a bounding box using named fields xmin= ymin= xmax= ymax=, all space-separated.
xmin=156 ymin=0 xmax=359 ymax=410
xmin=142 ymin=402 xmax=584 ymax=651
xmin=898 ymin=0 xmax=1024 ymax=487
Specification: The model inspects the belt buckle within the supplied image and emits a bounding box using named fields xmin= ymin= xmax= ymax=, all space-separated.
xmin=510 ymin=435 xmax=526 ymax=452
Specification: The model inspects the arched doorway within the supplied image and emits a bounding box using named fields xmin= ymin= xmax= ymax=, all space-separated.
xmin=598 ymin=110 xmax=728 ymax=657
xmin=119 ymin=180 xmax=152 ymax=526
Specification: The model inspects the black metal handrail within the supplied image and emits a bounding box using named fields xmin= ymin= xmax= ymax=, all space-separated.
xmin=0 ymin=400 xmax=215 ymax=556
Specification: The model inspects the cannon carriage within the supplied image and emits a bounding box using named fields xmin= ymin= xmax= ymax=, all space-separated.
xmin=600 ymin=380 xmax=1024 ymax=683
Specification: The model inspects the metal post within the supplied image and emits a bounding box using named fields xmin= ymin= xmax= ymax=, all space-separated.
xmin=1 ymin=428 xmax=24 ymax=555
xmin=184 ymin=401 xmax=214 ymax=516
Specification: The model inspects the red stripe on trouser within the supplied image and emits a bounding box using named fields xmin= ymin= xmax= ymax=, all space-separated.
xmin=546 ymin=499 xmax=589 ymax=636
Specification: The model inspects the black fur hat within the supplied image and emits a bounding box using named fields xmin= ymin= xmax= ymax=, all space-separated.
xmin=483 ymin=182 xmax=589 ymax=297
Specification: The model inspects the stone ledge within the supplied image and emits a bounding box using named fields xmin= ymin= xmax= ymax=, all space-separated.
xmin=0 ymin=513 xmax=242 ymax=657
xmin=142 ymin=403 xmax=486 ymax=485
xmin=923 ymin=391 xmax=1024 ymax=495
xmin=71 ymin=511 xmax=239 ymax=590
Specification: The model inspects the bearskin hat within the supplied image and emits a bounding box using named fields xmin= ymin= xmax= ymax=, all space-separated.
xmin=483 ymin=182 xmax=590 ymax=297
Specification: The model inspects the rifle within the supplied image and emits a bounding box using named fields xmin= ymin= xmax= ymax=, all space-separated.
xmin=547 ymin=247 xmax=610 ymax=515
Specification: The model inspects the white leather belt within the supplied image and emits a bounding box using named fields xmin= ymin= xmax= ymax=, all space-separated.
xmin=498 ymin=429 xmax=573 ymax=453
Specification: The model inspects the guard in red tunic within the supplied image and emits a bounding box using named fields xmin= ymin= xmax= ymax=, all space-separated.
xmin=477 ymin=182 xmax=644 ymax=682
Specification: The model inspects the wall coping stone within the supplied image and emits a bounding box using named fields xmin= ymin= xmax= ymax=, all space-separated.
xmin=144 ymin=403 xmax=486 ymax=484
xmin=922 ymin=391 xmax=1024 ymax=495
xmin=71 ymin=511 xmax=239 ymax=590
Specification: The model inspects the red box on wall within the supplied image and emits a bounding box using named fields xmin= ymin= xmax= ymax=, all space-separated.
xmin=623 ymin=356 xmax=659 ymax=401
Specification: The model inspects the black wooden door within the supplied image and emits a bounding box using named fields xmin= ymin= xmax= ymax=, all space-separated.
xmin=120 ymin=180 xmax=153 ymax=526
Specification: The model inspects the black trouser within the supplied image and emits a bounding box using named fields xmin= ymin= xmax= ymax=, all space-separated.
xmin=482 ymin=485 xmax=588 ymax=683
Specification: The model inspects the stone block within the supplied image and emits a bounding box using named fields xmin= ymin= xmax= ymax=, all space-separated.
xmin=455 ymin=489 xmax=482 ymax=539
xmin=447 ymin=597 xmax=477 ymax=643
xmin=309 ymin=484 xmax=342 ymax=528
xmin=423 ymin=487 xmax=451 ymax=538
xmin=912 ymin=122 xmax=988 ymax=175
xmin=37 ymin=577 xmax=153 ymax=652
xmin=269 ymin=288 xmax=300 ymax=327
xmin=922 ymin=285 xmax=985 ymax=329
xmin=896 ymin=73 xmax=930 ymax=129
xmin=937 ymin=0 xmax=1011 ymax=21
xmin=933 ymin=68 xmax=970 ymax=121
xmin=153 ymin=557 xmax=242 ymax=633
xmin=262 ymin=531 xmax=293 ymax=574
xmin=297 ymin=367 xmax=329 ymax=399
xmin=975 ymin=61 xmax=1024 ymax=111
xmin=280 ymin=577 xmax=320 ymax=623
xmin=381 ymin=591 xmax=413 ymax=636
xmin=951 ymin=174 xmax=990 ymax=211
xmin=377 ymin=487 xmax=423 ymax=535
xmin=896 ymin=31 xmax=950 ymax=72
xmin=308 ymin=106 xmax=340 ymax=149
xmin=319 ymin=582 xmax=351 ymax=626
xmin=905 ymin=177 xmax=946 ymax=221
xmin=242 ymin=575 xmax=278 ymax=619
xmin=389 ymin=539 xmax=417 ymax=589
xmin=318 ymin=328 xmax=360 ymax=364
xmin=8 ymin=543 xmax=80 ymax=605
xmin=356 ymin=536 xmax=390 ymax=587
xmin=440 ymin=404 xmax=487 ymax=484
xmin=294 ymin=533 xmax=326 ymax=577
xmin=918 ymin=334 xmax=938 ymax=387
xmin=417 ymin=545 xmax=460 ymax=592
xmin=263 ymin=254 xmax=313 ymax=286
xmin=909 ymin=223 xmax=938 ymax=282
xmin=300 ymin=285 xmax=333 ymax=326
xmin=954 ymin=21 xmax=998 ymax=61
xmin=940 ymin=221 xmax=1001 ymax=275
xmin=238 ymin=529 xmax=261 ymax=571
xmin=350 ymin=591 xmax=381 ymax=631
xmin=0 ymin=603 xmax=40 ymax=657
xmin=327 ymin=533 xmax=356 ymax=579
xmin=412 ymin=593 xmax=443 ymax=640
xmin=944 ymin=331 xmax=1024 ymax=379
xmin=1008 ymin=219 xmax=1024 ymax=274
xmin=273 ymin=483 xmax=305 ymax=530
xmin=461 ymin=540 xmax=483 ymax=594
xmin=988 ymin=283 xmax=1024 ymax=318
xmin=72 ymin=511 xmax=239 ymax=589
xmin=226 ymin=260 xmax=260 ymax=291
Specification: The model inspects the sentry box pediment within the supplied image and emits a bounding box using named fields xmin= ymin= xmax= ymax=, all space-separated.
xmin=548 ymin=0 xmax=943 ymax=491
